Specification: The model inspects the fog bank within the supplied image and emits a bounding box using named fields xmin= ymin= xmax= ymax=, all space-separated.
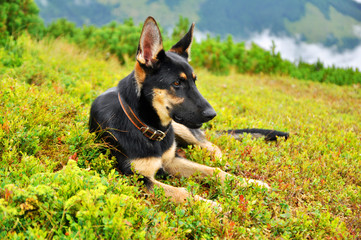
xmin=248 ymin=30 xmax=361 ymax=70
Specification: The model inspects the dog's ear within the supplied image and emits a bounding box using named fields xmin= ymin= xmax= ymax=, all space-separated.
xmin=169 ymin=23 xmax=195 ymax=61
xmin=136 ymin=17 xmax=165 ymax=68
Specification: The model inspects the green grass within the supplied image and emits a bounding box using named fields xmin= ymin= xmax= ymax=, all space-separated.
xmin=1 ymin=35 xmax=360 ymax=239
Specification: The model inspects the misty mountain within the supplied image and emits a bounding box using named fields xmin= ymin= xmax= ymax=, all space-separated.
xmin=34 ymin=0 xmax=361 ymax=50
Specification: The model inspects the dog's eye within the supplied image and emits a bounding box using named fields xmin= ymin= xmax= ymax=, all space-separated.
xmin=173 ymin=81 xmax=181 ymax=87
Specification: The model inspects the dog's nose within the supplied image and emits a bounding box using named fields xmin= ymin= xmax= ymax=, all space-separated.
xmin=202 ymin=108 xmax=217 ymax=121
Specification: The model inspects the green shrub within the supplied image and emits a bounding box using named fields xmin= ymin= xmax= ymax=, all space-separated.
xmin=0 ymin=37 xmax=24 ymax=68
xmin=2 ymin=2 xmax=361 ymax=86
xmin=44 ymin=18 xmax=141 ymax=64
xmin=1 ymin=35 xmax=360 ymax=239
xmin=0 ymin=0 xmax=44 ymax=45
xmin=1 ymin=8 xmax=361 ymax=238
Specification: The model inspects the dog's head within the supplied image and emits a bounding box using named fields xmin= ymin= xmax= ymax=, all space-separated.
xmin=134 ymin=17 xmax=216 ymax=129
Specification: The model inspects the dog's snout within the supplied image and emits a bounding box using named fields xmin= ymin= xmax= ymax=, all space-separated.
xmin=202 ymin=108 xmax=217 ymax=121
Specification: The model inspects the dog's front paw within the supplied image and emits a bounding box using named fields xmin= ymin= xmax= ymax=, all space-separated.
xmin=194 ymin=195 xmax=223 ymax=211
xmin=201 ymin=142 xmax=223 ymax=159
xmin=212 ymin=146 xmax=223 ymax=159
xmin=238 ymin=178 xmax=271 ymax=190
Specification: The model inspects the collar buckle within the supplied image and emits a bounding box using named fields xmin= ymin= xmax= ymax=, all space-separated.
xmin=155 ymin=130 xmax=166 ymax=141
xmin=140 ymin=126 xmax=150 ymax=134
xmin=119 ymin=92 xmax=168 ymax=141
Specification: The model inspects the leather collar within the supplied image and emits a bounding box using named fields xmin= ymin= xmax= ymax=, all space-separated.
xmin=118 ymin=92 xmax=169 ymax=141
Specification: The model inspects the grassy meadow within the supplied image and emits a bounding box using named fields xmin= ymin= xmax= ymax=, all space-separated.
xmin=1 ymin=36 xmax=361 ymax=239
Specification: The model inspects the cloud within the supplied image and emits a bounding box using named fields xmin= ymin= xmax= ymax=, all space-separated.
xmin=37 ymin=0 xmax=48 ymax=6
xmin=248 ymin=30 xmax=361 ymax=70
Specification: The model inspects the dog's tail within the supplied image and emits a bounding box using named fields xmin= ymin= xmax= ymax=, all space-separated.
xmin=224 ymin=128 xmax=289 ymax=141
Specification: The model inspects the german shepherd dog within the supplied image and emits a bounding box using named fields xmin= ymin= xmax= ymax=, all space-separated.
xmin=89 ymin=17 xmax=287 ymax=207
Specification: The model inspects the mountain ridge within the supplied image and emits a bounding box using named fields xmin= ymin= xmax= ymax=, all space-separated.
xmin=34 ymin=0 xmax=361 ymax=50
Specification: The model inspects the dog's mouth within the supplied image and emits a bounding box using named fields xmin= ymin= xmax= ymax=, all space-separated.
xmin=173 ymin=115 xmax=203 ymax=129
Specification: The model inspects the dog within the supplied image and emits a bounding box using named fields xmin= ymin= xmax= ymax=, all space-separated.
xmin=89 ymin=17 xmax=284 ymax=207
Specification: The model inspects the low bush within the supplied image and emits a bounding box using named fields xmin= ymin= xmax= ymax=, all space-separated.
xmin=2 ymin=1 xmax=360 ymax=85
xmin=41 ymin=17 xmax=361 ymax=85
xmin=1 ymin=36 xmax=360 ymax=238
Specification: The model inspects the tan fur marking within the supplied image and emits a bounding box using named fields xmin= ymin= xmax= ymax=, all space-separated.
xmin=198 ymin=141 xmax=223 ymax=159
xmin=163 ymin=156 xmax=216 ymax=179
xmin=150 ymin=179 xmax=220 ymax=207
xmin=172 ymin=121 xmax=201 ymax=145
xmin=169 ymin=47 xmax=192 ymax=61
xmin=162 ymin=142 xmax=176 ymax=165
xmin=172 ymin=122 xmax=222 ymax=158
xmin=153 ymin=89 xmax=171 ymax=126
xmin=160 ymin=133 xmax=228 ymax=182
xmin=134 ymin=61 xmax=146 ymax=94
xmin=179 ymin=72 xmax=187 ymax=80
xmin=151 ymin=179 xmax=190 ymax=203
xmin=131 ymin=157 xmax=162 ymax=178
xmin=161 ymin=150 xmax=268 ymax=188
xmin=155 ymin=180 xmax=221 ymax=209
xmin=185 ymin=24 xmax=194 ymax=61
xmin=153 ymin=89 xmax=184 ymax=127
xmin=192 ymin=72 xmax=196 ymax=79
xmin=169 ymin=47 xmax=183 ymax=55
xmin=135 ymin=61 xmax=146 ymax=84
xmin=162 ymin=157 xmax=241 ymax=188
xmin=185 ymin=46 xmax=191 ymax=59
xmin=136 ymin=55 xmax=146 ymax=65
xmin=162 ymin=155 xmax=269 ymax=189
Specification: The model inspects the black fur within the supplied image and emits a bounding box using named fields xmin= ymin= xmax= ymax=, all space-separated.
xmin=89 ymin=17 xmax=215 ymax=176
xmin=89 ymin=17 xmax=288 ymax=197
xmin=227 ymin=129 xmax=289 ymax=141
xmin=89 ymin=79 xmax=175 ymax=175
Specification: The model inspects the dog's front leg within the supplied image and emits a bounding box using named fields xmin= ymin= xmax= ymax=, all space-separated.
xmin=172 ymin=122 xmax=223 ymax=159
xmin=163 ymin=156 xmax=227 ymax=180
xmin=163 ymin=157 xmax=270 ymax=189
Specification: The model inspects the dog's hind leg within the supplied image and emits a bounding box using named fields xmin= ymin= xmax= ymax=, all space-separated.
xmin=130 ymin=157 xmax=221 ymax=208
xmin=172 ymin=121 xmax=222 ymax=158
xmin=145 ymin=178 xmax=192 ymax=204
xmin=149 ymin=179 xmax=219 ymax=209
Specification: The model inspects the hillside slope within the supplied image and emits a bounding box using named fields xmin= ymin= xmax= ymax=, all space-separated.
xmin=34 ymin=0 xmax=361 ymax=49
xmin=1 ymin=36 xmax=361 ymax=238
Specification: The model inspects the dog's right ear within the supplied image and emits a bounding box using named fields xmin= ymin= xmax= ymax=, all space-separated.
xmin=136 ymin=17 xmax=165 ymax=68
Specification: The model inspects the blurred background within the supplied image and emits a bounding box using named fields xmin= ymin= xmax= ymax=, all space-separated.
xmin=2 ymin=0 xmax=361 ymax=85
xmin=34 ymin=0 xmax=361 ymax=69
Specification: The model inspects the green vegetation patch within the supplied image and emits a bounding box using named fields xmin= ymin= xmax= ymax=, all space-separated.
xmin=1 ymin=35 xmax=360 ymax=238
xmin=37 ymin=17 xmax=361 ymax=85
xmin=3 ymin=0 xmax=361 ymax=86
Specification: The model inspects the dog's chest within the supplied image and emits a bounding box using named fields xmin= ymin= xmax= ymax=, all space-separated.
xmin=161 ymin=142 xmax=176 ymax=165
